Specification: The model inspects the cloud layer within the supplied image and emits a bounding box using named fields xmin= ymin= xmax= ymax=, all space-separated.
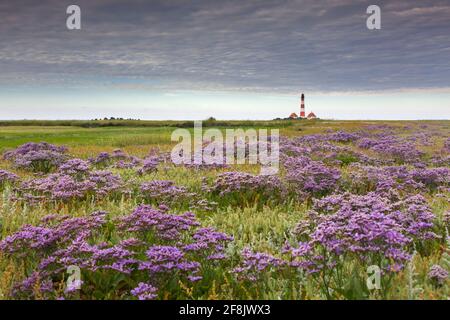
xmin=1 ymin=0 xmax=450 ymax=93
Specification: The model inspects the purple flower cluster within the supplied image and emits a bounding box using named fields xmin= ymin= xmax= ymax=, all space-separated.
xmin=344 ymin=164 xmax=416 ymax=197
xmin=18 ymin=169 xmax=122 ymax=202
xmin=443 ymin=211 xmax=450 ymax=227
xmin=130 ymin=282 xmax=158 ymax=300
xmin=410 ymin=167 xmax=450 ymax=189
xmin=4 ymin=142 xmax=68 ymax=173
xmin=139 ymin=245 xmax=201 ymax=280
xmin=284 ymin=156 xmax=340 ymax=196
xmin=280 ymin=130 xmax=404 ymax=168
xmin=345 ymin=164 xmax=449 ymax=196
xmin=328 ymin=130 xmax=360 ymax=143
xmin=87 ymin=170 xmax=123 ymax=196
xmin=208 ymin=171 xmax=286 ymax=201
xmin=0 ymin=211 xmax=139 ymax=298
xmin=233 ymin=247 xmax=285 ymax=281
xmin=444 ymin=138 xmax=450 ymax=152
xmin=111 ymin=149 xmax=128 ymax=160
xmin=137 ymin=156 xmax=160 ymax=174
xmin=90 ymin=149 xmax=143 ymax=170
xmin=118 ymin=205 xmax=199 ymax=240
xmin=431 ymin=155 xmax=450 ymax=167
xmin=140 ymin=180 xmax=193 ymax=205
xmin=428 ymin=265 xmax=448 ymax=286
xmin=115 ymin=156 xmax=142 ymax=169
xmin=287 ymin=193 xmax=436 ymax=274
xmin=0 ymin=211 xmax=105 ymax=254
xmin=357 ymin=136 xmax=423 ymax=163
xmin=89 ymin=152 xmax=111 ymax=166
xmin=0 ymin=205 xmax=233 ymax=299
xmin=0 ymin=169 xmax=19 ymax=188
xmin=58 ymin=158 xmax=90 ymax=176
xmin=184 ymin=227 xmax=233 ymax=260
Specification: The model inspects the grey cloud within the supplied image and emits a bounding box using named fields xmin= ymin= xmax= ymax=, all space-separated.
xmin=0 ymin=0 xmax=449 ymax=93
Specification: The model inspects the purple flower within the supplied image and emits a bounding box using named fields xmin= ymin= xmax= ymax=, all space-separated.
xmin=139 ymin=245 xmax=200 ymax=277
xmin=443 ymin=137 xmax=450 ymax=152
xmin=0 ymin=211 xmax=107 ymax=255
xmin=207 ymin=172 xmax=286 ymax=203
xmin=288 ymin=193 xmax=435 ymax=274
xmin=184 ymin=227 xmax=233 ymax=260
xmin=0 ymin=169 xmax=19 ymax=188
xmin=89 ymin=152 xmax=111 ymax=166
xmin=328 ymin=130 xmax=360 ymax=143
xmin=428 ymin=265 xmax=448 ymax=286
xmin=138 ymin=156 xmax=161 ymax=175
xmin=111 ymin=149 xmax=128 ymax=160
xmin=4 ymin=142 xmax=68 ymax=173
xmin=87 ymin=170 xmax=123 ymax=196
xmin=443 ymin=211 xmax=450 ymax=227
xmin=11 ymin=271 xmax=54 ymax=299
xmin=17 ymin=170 xmax=123 ymax=202
xmin=357 ymin=136 xmax=423 ymax=164
xmin=140 ymin=180 xmax=193 ymax=205
xmin=58 ymin=158 xmax=90 ymax=176
xmin=284 ymin=156 xmax=340 ymax=196
xmin=410 ymin=167 xmax=450 ymax=189
xmin=115 ymin=156 xmax=142 ymax=169
xmin=65 ymin=279 xmax=83 ymax=294
xmin=118 ymin=205 xmax=199 ymax=240
xmin=232 ymin=247 xmax=285 ymax=281
xmin=130 ymin=282 xmax=158 ymax=300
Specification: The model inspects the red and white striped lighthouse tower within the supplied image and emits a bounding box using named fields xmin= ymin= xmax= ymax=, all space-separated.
xmin=300 ymin=93 xmax=305 ymax=118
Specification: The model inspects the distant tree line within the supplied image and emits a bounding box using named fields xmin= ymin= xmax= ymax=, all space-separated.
xmin=0 ymin=118 xmax=297 ymax=128
xmin=92 ymin=117 xmax=141 ymax=121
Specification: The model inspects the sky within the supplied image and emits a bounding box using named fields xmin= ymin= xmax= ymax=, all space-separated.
xmin=0 ymin=0 xmax=450 ymax=120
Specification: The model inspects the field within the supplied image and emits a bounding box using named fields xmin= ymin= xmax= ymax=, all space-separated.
xmin=0 ymin=120 xmax=449 ymax=300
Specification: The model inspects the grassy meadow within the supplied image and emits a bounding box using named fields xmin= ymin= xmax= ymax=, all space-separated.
xmin=0 ymin=119 xmax=449 ymax=300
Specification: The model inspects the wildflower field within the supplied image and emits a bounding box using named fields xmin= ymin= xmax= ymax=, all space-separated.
xmin=0 ymin=120 xmax=449 ymax=300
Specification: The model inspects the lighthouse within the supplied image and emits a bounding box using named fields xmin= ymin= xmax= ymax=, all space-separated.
xmin=300 ymin=93 xmax=305 ymax=118
xmin=285 ymin=93 xmax=317 ymax=120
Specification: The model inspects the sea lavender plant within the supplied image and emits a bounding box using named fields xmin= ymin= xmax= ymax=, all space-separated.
xmin=232 ymin=247 xmax=285 ymax=281
xmin=0 ymin=169 xmax=19 ymax=189
xmin=0 ymin=211 xmax=107 ymax=256
xmin=444 ymin=138 xmax=450 ymax=153
xmin=118 ymin=205 xmax=200 ymax=240
xmin=87 ymin=170 xmax=123 ymax=197
xmin=428 ymin=265 xmax=448 ymax=286
xmin=130 ymin=282 xmax=158 ymax=300
xmin=3 ymin=142 xmax=68 ymax=173
xmin=357 ymin=136 xmax=423 ymax=164
xmin=58 ymin=158 xmax=90 ymax=177
xmin=140 ymin=180 xmax=194 ymax=206
xmin=137 ymin=156 xmax=161 ymax=175
xmin=327 ymin=130 xmax=360 ymax=143
xmin=284 ymin=157 xmax=340 ymax=196
xmin=443 ymin=211 xmax=450 ymax=227
xmin=17 ymin=170 xmax=123 ymax=202
xmin=89 ymin=152 xmax=111 ymax=167
xmin=286 ymin=192 xmax=437 ymax=298
xmin=115 ymin=156 xmax=142 ymax=169
xmin=184 ymin=227 xmax=233 ymax=260
xmin=207 ymin=171 xmax=286 ymax=205
xmin=139 ymin=245 xmax=200 ymax=275
xmin=410 ymin=167 xmax=450 ymax=190
xmin=111 ymin=149 xmax=128 ymax=160
xmin=0 ymin=205 xmax=234 ymax=299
